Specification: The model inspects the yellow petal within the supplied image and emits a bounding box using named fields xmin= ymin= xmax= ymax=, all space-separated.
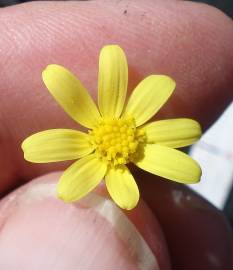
xmin=123 ymin=75 xmax=175 ymax=126
xmin=142 ymin=118 xmax=202 ymax=148
xmin=42 ymin=64 xmax=101 ymax=128
xmin=105 ymin=166 xmax=139 ymax=210
xmin=57 ymin=154 xmax=107 ymax=202
xmin=98 ymin=45 xmax=128 ymax=118
xmin=135 ymin=144 xmax=201 ymax=184
xmin=22 ymin=129 xmax=94 ymax=163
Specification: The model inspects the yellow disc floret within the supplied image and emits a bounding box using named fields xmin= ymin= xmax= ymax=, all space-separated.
xmin=89 ymin=117 xmax=145 ymax=166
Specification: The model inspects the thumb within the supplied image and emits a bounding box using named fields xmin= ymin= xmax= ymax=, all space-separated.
xmin=0 ymin=172 xmax=170 ymax=270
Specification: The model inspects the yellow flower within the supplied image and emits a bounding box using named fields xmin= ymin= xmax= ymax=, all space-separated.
xmin=22 ymin=45 xmax=202 ymax=210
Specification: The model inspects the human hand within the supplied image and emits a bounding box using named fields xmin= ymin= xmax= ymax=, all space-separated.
xmin=0 ymin=0 xmax=233 ymax=269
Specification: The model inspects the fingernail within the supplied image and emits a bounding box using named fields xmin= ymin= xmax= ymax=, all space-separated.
xmin=0 ymin=173 xmax=160 ymax=270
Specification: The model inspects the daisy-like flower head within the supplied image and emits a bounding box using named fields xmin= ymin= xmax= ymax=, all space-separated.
xmin=22 ymin=45 xmax=202 ymax=210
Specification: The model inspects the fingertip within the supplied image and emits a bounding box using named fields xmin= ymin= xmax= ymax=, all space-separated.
xmin=0 ymin=172 xmax=170 ymax=270
xmin=137 ymin=170 xmax=233 ymax=269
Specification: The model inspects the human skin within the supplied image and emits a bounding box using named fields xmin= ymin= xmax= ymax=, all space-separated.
xmin=0 ymin=0 xmax=233 ymax=269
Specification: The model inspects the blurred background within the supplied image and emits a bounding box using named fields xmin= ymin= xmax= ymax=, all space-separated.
xmin=0 ymin=0 xmax=233 ymax=228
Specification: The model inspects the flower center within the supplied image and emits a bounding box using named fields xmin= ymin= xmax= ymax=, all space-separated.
xmin=90 ymin=117 xmax=145 ymax=166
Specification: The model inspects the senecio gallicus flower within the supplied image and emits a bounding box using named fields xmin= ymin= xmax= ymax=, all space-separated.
xmin=22 ymin=45 xmax=202 ymax=210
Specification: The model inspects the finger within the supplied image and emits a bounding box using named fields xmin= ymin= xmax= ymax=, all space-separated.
xmin=135 ymin=169 xmax=233 ymax=270
xmin=0 ymin=2 xmax=232 ymax=269
xmin=0 ymin=172 xmax=170 ymax=270
xmin=0 ymin=2 xmax=233 ymax=190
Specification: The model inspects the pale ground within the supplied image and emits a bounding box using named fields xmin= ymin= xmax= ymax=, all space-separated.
xmin=189 ymin=102 xmax=233 ymax=209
